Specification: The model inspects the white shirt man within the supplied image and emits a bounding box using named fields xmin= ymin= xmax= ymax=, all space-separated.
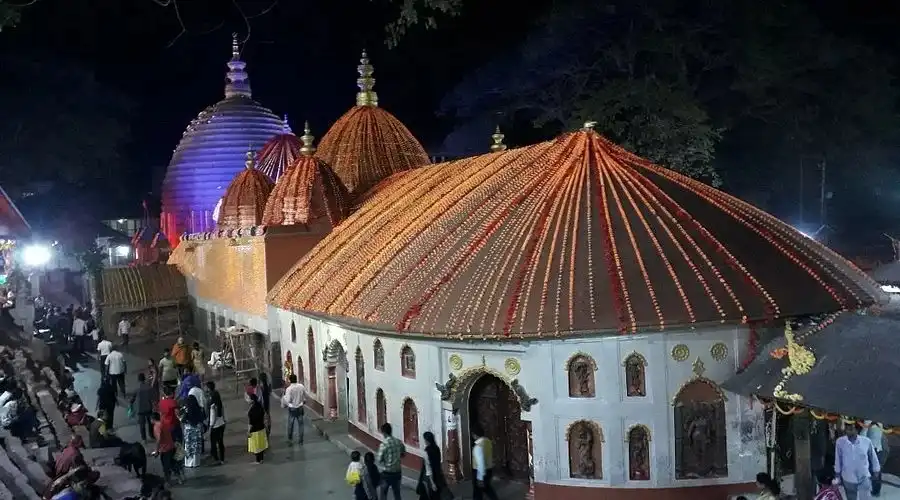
xmin=72 ymin=317 xmax=86 ymax=337
xmin=105 ymin=349 xmax=126 ymax=376
xmin=835 ymin=425 xmax=880 ymax=499
xmin=281 ymin=375 xmax=306 ymax=444
xmin=117 ymin=318 xmax=130 ymax=337
xmin=96 ymin=339 xmax=112 ymax=357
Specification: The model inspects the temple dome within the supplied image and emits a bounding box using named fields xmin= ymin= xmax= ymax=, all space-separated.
xmin=268 ymin=126 xmax=885 ymax=339
xmin=316 ymin=50 xmax=430 ymax=198
xmin=256 ymin=116 xmax=303 ymax=182
xmin=217 ymin=151 xmax=275 ymax=229
xmin=161 ymin=35 xmax=284 ymax=244
xmin=261 ymin=123 xmax=351 ymax=228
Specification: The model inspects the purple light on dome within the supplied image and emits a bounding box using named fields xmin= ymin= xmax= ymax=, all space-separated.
xmin=161 ymin=34 xmax=283 ymax=244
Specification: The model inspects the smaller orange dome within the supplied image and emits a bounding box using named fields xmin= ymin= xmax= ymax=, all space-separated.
xmin=217 ymin=151 xmax=275 ymax=229
xmin=257 ymin=116 xmax=303 ymax=181
xmin=262 ymin=123 xmax=351 ymax=228
xmin=317 ymin=50 xmax=430 ymax=198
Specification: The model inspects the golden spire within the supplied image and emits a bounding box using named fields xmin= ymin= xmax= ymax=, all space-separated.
xmin=356 ymin=49 xmax=379 ymax=107
xmin=583 ymin=121 xmax=597 ymax=131
xmin=300 ymin=121 xmax=316 ymax=156
xmin=490 ymin=126 xmax=507 ymax=152
xmin=245 ymin=149 xmax=255 ymax=169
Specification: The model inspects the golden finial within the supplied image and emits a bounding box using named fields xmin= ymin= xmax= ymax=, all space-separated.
xmin=300 ymin=121 xmax=316 ymax=156
xmin=244 ymin=149 xmax=255 ymax=169
xmin=356 ymin=49 xmax=379 ymax=107
xmin=231 ymin=33 xmax=240 ymax=60
xmin=583 ymin=121 xmax=597 ymax=131
xmin=490 ymin=126 xmax=507 ymax=153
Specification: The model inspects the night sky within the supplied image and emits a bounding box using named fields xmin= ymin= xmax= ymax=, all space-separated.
xmin=2 ymin=0 xmax=900 ymax=258
xmin=0 ymin=0 xmax=548 ymax=213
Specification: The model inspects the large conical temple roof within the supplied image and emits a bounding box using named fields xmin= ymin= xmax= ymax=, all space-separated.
xmin=161 ymin=34 xmax=284 ymax=244
xmin=268 ymin=127 xmax=885 ymax=339
xmin=217 ymin=151 xmax=275 ymax=229
xmin=316 ymin=50 xmax=429 ymax=198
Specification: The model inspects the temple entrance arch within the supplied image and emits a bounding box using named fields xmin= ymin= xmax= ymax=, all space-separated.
xmin=324 ymin=338 xmax=348 ymax=421
xmin=443 ymin=366 xmax=531 ymax=482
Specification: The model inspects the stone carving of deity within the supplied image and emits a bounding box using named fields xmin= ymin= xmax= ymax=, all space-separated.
xmin=567 ymin=356 xmax=595 ymax=398
xmin=687 ymin=408 xmax=712 ymax=467
xmin=574 ymin=428 xmax=595 ymax=478
xmin=625 ymin=356 xmax=646 ymax=397
xmin=628 ymin=428 xmax=650 ymax=480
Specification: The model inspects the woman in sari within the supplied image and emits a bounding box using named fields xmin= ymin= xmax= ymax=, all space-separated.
xmin=180 ymin=394 xmax=204 ymax=468
xmin=247 ymin=393 xmax=268 ymax=464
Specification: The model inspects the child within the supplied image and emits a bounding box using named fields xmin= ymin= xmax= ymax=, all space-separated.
xmin=346 ymin=451 xmax=364 ymax=499
xmin=361 ymin=452 xmax=380 ymax=500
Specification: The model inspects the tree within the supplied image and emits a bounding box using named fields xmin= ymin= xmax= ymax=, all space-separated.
xmin=0 ymin=1 xmax=24 ymax=31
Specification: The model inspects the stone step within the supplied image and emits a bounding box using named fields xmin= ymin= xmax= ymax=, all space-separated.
xmin=0 ymin=445 xmax=40 ymax=500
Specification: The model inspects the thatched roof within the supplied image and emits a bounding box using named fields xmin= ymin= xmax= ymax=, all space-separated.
xmin=99 ymin=264 xmax=187 ymax=312
xmin=723 ymin=312 xmax=900 ymax=424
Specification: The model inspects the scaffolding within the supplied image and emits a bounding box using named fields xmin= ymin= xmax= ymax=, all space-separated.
xmin=218 ymin=326 xmax=261 ymax=393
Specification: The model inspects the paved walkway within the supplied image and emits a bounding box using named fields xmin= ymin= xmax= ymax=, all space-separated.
xmin=68 ymin=337 xmax=419 ymax=499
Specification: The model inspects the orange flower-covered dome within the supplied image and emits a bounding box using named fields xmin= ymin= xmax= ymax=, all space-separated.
xmin=256 ymin=116 xmax=303 ymax=181
xmin=268 ymin=125 xmax=884 ymax=339
xmin=217 ymin=151 xmax=274 ymax=228
xmin=316 ymin=51 xmax=430 ymax=198
xmin=262 ymin=124 xmax=351 ymax=228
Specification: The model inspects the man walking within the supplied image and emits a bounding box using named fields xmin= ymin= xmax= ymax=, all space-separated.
xmin=472 ymin=425 xmax=499 ymax=500
xmin=375 ymin=423 xmax=405 ymax=500
xmin=96 ymin=335 xmax=112 ymax=379
xmin=836 ymin=422 xmax=881 ymax=500
xmin=863 ymin=421 xmax=889 ymax=497
xmin=130 ymin=373 xmax=155 ymax=442
xmin=281 ymin=374 xmax=306 ymax=445
xmin=158 ymin=349 xmax=178 ymax=393
xmin=71 ymin=313 xmax=87 ymax=353
xmin=105 ymin=345 xmax=127 ymax=397
xmin=117 ymin=316 xmax=131 ymax=348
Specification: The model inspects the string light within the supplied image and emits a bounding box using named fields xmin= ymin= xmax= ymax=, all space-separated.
xmin=316 ymin=50 xmax=430 ymax=198
xmin=267 ymin=129 xmax=881 ymax=339
xmin=217 ymin=150 xmax=274 ymax=229
xmin=262 ymin=123 xmax=351 ymax=227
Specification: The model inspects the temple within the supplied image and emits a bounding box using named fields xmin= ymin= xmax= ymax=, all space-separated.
xmin=161 ymin=40 xmax=885 ymax=500
xmin=160 ymin=34 xmax=285 ymax=244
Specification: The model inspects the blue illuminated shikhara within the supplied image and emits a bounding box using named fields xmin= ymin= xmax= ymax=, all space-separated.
xmin=161 ymin=35 xmax=283 ymax=244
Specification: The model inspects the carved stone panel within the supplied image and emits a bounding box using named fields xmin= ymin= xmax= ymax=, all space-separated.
xmin=673 ymin=380 xmax=728 ymax=479
xmin=627 ymin=425 xmax=651 ymax=481
xmin=566 ymin=420 xmax=603 ymax=480
xmin=566 ymin=354 xmax=596 ymax=398
xmin=400 ymin=345 xmax=416 ymax=378
xmin=624 ymin=353 xmax=647 ymax=397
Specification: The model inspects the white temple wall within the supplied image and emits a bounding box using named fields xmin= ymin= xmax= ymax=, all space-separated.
xmin=269 ymin=308 xmax=765 ymax=490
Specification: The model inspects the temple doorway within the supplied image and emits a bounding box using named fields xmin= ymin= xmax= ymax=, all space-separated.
xmin=467 ymin=373 xmax=529 ymax=481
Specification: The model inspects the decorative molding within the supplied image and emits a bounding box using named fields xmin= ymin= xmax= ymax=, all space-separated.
xmin=448 ymin=354 xmax=463 ymax=371
xmin=671 ymin=344 xmax=690 ymax=362
xmin=671 ymin=377 xmax=728 ymax=406
xmin=401 ymin=396 xmax=416 ymax=410
xmin=434 ymin=367 xmax=538 ymax=411
xmin=625 ymin=424 xmax=652 ymax=442
xmin=622 ymin=351 xmax=648 ymax=367
xmin=710 ymin=342 xmax=728 ymax=362
xmin=564 ymin=419 xmax=605 ymax=442
xmin=400 ymin=343 xmax=414 ymax=356
xmin=436 ymin=373 xmax=458 ymax=401
xmin=504 ymin=358 xmax=521 ymax=376
xmin=691 ymin=357 xmax=706 ymax=377
xmin=563 ymin=351 xmax=598 ymax=371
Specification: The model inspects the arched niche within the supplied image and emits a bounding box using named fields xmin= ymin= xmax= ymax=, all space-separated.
xmin=565 ymin=420 xmax=604 ymax=479
xmin=373 ymin=339 xmax=385 ymax=371
xmin=307 ymin=326 xmax=317 ymax=393
xmin=400 ymin=344 xmax=416 ymax=378
xmin=375 ymin=388 xmax=387 ymax=430
xmin=355 ymin=347 xmax=366 ymax=423
xmin=290 ymin=321 xmax=297 ymax=343
xmin=402 ymin=397 xmax=419 ymax=447
xmin=623 ymin=352 xmax=647 ymax=397
xmin=673 ymin=379 xmax=728 ymax=479
xmin=565 ymin=353 xmax=597 ymax=398
xmin=627 ymin=424 xmax=651 ymax=481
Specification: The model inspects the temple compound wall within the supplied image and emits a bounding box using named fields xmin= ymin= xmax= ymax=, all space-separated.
xmin=273 ymin=307 xmax=765 ymax=499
